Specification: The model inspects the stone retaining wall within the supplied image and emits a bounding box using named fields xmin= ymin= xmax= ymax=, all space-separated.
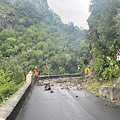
xmin=99 ymin=77 xmax=120 ymax=100
xmin=0 ymin=73 xmax=33 ymax=120
xmin=99 ymin=86 xmax=112 ymax=99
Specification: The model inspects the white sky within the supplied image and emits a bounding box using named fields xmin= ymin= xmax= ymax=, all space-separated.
xmin=47 ymin=0 xmax=91 ymax=29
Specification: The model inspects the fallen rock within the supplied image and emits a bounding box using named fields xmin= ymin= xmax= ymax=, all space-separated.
xmin=50 ymin=91 xmax=54 ymax=93
xmin=45 ymin=83 xmax=51 ymax=90
xmin=95 ymin=95 xmax=99 ymax=97
xmin=77 ymin=84 xmax=81 ymax=90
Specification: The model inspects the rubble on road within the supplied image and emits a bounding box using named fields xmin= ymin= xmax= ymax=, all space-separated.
xmin=39 ymin=77 xmax=85 ymax=91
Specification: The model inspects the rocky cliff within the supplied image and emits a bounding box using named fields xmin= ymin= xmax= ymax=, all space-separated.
xmin=0 ymin=0 xmax=49 ymax=30
xmin=10 ymin=0 xmax=48 ymax=8
xmin=38 ymin=0 xmax=49 ymax=9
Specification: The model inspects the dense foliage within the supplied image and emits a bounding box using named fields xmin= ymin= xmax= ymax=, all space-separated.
xmin=88 ymin=0 xmax=120 ymax=82
xmin=0 ymin=0 xmax=89 ymax=105
xmin=0 ymin=68 xmax=25 ymax=106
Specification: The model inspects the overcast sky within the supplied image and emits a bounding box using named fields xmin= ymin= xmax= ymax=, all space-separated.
xmin=47 ymin=0 xmax=91 ymax=29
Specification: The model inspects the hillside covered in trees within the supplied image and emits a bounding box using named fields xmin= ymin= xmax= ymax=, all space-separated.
xmin=88 ymin=0 xmax=120 ymax=82
xmin=0 ymin=0 xmax=89 ymax=105
xmin=1 ymin=0 xmax=120 ymax=107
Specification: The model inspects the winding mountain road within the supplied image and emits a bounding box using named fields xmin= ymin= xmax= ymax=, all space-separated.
xmin=19 ymin=84 xmax=120 ymax=120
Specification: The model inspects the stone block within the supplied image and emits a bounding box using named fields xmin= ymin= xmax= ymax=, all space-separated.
xmin=99 ymin=86 xmax=112 ymax=99
xmin=99 ymin=77 xmax=120 ymax=100
xmin=114 ymin=77 xmax=120 ymax=89
xmin=111 ymin=87 xmax=120 ymax=100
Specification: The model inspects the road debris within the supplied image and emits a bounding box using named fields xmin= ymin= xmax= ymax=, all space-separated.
xmin=44 ymin=82 xmax=51 ymax=90
xmin=50 ymin=91 xmax=54 ymax=93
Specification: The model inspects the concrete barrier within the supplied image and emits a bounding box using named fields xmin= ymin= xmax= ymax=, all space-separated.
xmin=38 ymin=74 xmax=83 ymax=80
xmin=111 ymin=87 xmax=120 ymax=100
xmin=99 ymin=86 xmax=112 ymax=99
xmin=99 ymin=77 xmax=120 ymax=100
xmin=0 ymin=72 xmax=33 ymax=120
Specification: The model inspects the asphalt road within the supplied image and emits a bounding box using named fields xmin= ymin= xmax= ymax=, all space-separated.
xmin=19 ymin=85 xmax=120 ymax=120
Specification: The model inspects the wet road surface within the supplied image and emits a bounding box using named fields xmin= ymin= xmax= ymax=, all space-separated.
xmin=19 ymin=85 xmax=120 ymax=120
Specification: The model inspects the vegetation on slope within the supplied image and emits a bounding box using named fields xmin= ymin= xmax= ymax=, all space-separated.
xmin=0 ymin=0 xmax=89 ymax=106
xmin=85 ymin=0 xmax=120 ymax=96
xmin=88 ymin=0 xmax=120 ymax=82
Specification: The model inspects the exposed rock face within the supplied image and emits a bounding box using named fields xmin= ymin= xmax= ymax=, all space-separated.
xmin=0 ymin=0 xmax=49 ymax=29
xmin=11 ymin=0 xmax=49 ymax=9
xmin=10 ymin=0 xmax=17 ymax=4
xmin=38 ymin=0 xmax=49 ymax=9
xmin=0 ymin=9 xmax=14 ymax=29
xmin=0 ymin=13 xmax=6 ymax=28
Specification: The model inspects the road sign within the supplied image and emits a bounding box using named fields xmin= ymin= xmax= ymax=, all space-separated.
xmin=46 ymin=59 xmax=49 ymax=61
xmin=117 ymin=50 xmax=120 ymax=60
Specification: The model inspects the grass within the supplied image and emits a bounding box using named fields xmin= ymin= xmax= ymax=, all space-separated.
xmin=84 ymin=77 xmax=118 ymax=96
xmin=86 ymin=79 xmax=100 ymax=95
xmin=103 ymin=78 xmax=118 ymax=86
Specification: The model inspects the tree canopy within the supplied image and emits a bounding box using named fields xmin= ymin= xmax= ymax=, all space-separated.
xmin=0 ymin=0 xmax=89 ymax=106
xmin=88 ymin=0 xmax=120 ymax=82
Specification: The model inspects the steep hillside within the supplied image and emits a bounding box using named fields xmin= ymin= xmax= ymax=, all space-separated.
xmin=88 ymin=0 xmax=120 ymax=81
xmin=0 ymin=0 xmax=90 ymax=106
xmin=0 ymin=0 xmax=89 ymax=75
xmin=0 ymin=0 xmax=48 ymax=29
